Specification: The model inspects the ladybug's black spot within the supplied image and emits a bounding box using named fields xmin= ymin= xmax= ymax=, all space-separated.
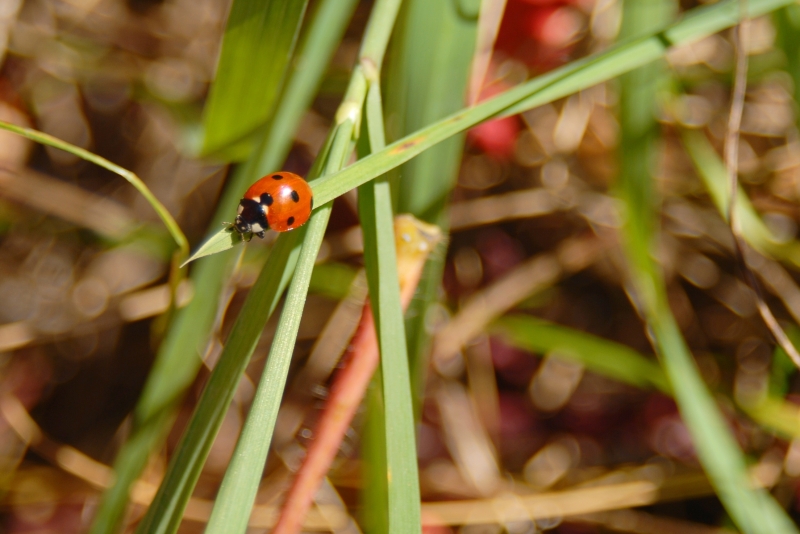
xmin=261 ymin=193 xmax=274 ymax=206
xmin=287 ymin=216 xmax=295 ymax=226
xmin=291 ymin=190 xmax=300 ymax=202
xmin=272 ymin=174 xmax=284 ymax=180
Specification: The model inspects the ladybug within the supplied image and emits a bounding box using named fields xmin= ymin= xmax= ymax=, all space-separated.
xmin=234 ymin=172 xmax=313 ymax=239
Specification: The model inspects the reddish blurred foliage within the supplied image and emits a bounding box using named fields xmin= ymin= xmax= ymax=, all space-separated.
xmin=490 ymin=336 xmax=539 ymax=387
xmin=468 ymin=0 xmax=590 ymax=159
xmin=475 ymin=228 xmax=525 ymax=281
xmin=467 ymin=80 xmax=521 ymax=159
xmin=496 ymin=0 xmax=586 ymax=71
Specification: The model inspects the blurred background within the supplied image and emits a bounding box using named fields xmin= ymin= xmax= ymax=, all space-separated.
xmin=2 ymin=0 xmax=800 ymax=532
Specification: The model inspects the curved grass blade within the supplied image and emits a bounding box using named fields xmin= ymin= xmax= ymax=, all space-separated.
xmin=0 ymin=120 xmax=188 ymax=260
xmin=201 ymin=0 xmax=309 ymax=158
xmin=681 ymin=128 xmax=800 ymax=266
xmin=203 ymin=207 xmax=331 ymax=534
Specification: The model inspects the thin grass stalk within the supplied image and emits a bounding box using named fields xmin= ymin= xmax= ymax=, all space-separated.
xmin=356 ymin=0 xmax=422 ymax=527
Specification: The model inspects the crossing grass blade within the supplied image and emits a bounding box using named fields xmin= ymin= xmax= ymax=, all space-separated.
xmin=382 ymin=0 xmax=477 ymax=421
xmin=203 ymin=208 xmax=331 ymax=534
xmin=310 ymin=0 xmax=797 ymax=206
xmin=134 ymin=232 xmax=303 ymax=534
xmin=200 ymin=0 xmax=309 ymax=158
xmin=203 ymin=114 xmax=356 ymax=532
xmin=186 ymin=0 xmax=797 ymax=266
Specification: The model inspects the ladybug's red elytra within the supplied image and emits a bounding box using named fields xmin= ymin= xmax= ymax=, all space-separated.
xmin=234 ymin=172 xmax=313 ymax=238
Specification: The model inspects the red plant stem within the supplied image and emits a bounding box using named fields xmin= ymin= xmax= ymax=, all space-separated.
xmin=272 ymin=303 xmax=379 ymax=534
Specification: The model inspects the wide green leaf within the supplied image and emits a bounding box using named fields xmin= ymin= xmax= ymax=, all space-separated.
xmin=201 ymin=0 xmax=309 ymax=157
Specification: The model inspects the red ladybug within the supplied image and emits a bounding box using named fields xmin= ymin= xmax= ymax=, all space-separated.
xmin=234 ymin=172 xmax=313 ymax=238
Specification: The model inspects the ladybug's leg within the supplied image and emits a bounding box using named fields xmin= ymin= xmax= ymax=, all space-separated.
xmin=256 ymin=231 xmax=266 ymax=239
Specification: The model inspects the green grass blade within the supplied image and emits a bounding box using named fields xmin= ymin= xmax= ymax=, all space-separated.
xmin=617 ymin=0 xmax=798 ymax=530
xmin=774 ymin=5 xmax=800 ymax=117
xmin=133 ymin=117 xmax=347 ymax=534
xmin=135 ymin=233 xmax=303 ymax=534
xmin=650 ymin=312 xmax=797 ymax=533
xmin=247 ymin=0 xmax=359 ymax=176
xmin=310 ymin=0 xmax=794 ymax=206
xmin=204 ymin=207 xmax=331 ymax=534
xmin=206 ymin=0 xmax=407 ymax=527
xmin=358 ymin=3 xmax=422 ymax=523
xmin=382 ymin=0 xmax=477 ymax=422
xmin=201 ymin=0 xmax=309 ymax=158
xmin=492 ymin=315 xmax=670 ymax=393
xmin=203 ymin=114 xmax=356 ymax=532
xmin=359 ymin=174 xmax=422 ymax=534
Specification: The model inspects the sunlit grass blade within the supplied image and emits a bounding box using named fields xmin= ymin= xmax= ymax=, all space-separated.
xmin=358 ymin=4 xmax=422 ymax=523
xmin=134 ymin=115 xmax=349 ymax=534
xmin=617 ymin=0 xmax=798 ymax=530
xmin=204 ymin=113 xmax=356 ymax=532
xmin=311 ymin=0 xmax=794 ymax=207
xmin=492 ymin=315 xmax=670 ymax=393
xmin=89 ymin=0 xmax=358 ymax=529
xmin=134 ymin=232 xmax=303 ymax=534
xmin=200 ymin=0 xmax=309 ymax=158
xmin=204 ymin=207 xmax=331 ymax=534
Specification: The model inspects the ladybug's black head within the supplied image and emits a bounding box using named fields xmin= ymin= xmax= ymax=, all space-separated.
xmin=235 ymin=198 xmax=269 ymax=238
